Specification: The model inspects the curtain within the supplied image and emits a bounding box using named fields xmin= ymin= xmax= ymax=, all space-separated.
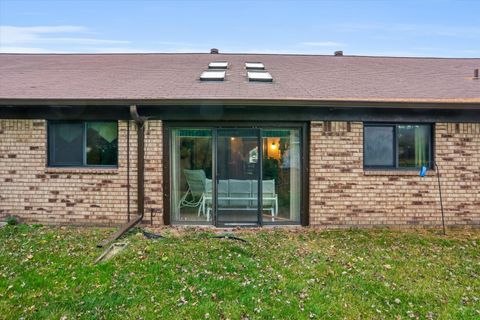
xmin=57 ymin=123 xmax=82 ymax=143
xmin=414 ymin=126 xmax=428 ymax=167
xmin=289 ymin=130 xmax=301 ymax=222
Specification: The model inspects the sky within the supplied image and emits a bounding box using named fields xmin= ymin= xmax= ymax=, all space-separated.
xmin=0 ymin=0 xmax=479 ymax=57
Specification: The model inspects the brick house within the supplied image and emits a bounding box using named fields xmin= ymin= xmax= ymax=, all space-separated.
xmin=0 ymin=52 xmax=479 ymax=228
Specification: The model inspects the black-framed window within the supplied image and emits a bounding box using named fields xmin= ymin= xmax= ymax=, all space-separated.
xmin=48 ymin=121 xmax=118 ymax=167
xmin=364 ymin=123 xmax=433 ymax=169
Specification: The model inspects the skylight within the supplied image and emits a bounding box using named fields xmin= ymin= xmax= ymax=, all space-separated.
xmin=200 ymin=70 xmax=226 ymax=81
xmin=208 ymin=61 xmax=228 ymax=69
xmin=247 ymin=71 xmax=272 ymax=82
xmin=245 ymin=62 xmax=265 ymax=70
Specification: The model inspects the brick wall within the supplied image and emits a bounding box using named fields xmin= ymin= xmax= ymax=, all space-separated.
xmin=144 ymin=120 xmax=164 ymax=224
xmin=1 ymin=119 xmax=478 ymax=228
xmin=0 ymin=119 xmax=164 ymax=226
xmin=310 ymin=121 xmax=480 ymax=227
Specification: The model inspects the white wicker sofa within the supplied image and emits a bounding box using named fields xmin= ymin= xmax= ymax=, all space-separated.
xmin=202 ymin=178 xmax=278 ymax=220
xmin=179 ymin=170 xmax=278 ymax=221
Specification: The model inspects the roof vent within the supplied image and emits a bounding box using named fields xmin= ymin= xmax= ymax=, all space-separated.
xmin=200 ymin=70 xmax=225 ymax=81
xmin=334 ymin=50 xmax=343 ymax=56
xmin=247 ymin=71 xmax=272 ymax=82
xmin=210 ymin=48 xmax=219 ymax=54
xmin=245 ymin=62 xmax=265 ymax=70
xmin=474 ymin=68 xmax=479 ymax=80
xmin=208 ymin=61 xmax=228 ymax=69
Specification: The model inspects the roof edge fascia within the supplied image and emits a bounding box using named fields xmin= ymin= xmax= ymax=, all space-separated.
xmin=0 ymin=98 xmax=479 ymax=109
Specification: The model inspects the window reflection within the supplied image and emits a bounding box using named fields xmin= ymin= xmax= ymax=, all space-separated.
xmin=364 ymin=126 xmax=394 ymax=167
xmin=86 ymin=122 xmax=118 ymax=166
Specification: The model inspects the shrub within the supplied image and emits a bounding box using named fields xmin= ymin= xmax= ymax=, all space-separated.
xmin=6 ymin=216 xmax=18 ymax=226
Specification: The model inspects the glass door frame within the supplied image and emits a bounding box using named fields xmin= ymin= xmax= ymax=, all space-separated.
xmin=163 ymin=121 xmax=309 ymax=227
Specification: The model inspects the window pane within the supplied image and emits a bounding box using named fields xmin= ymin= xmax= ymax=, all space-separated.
xmin=398 ymin=125 xmax=430 ymax=168
xmin=217 ymin=129 xmax=260 ymax=225
xmin=171 ymin=129 xmax=213 ymax=223
xmin=262 ymin=129 xmax=301 ymax=223
xmin=364 ymin=126 xmax=394 ymax=167
xmin=49 ymin=122 xmax=83 ymax=166
xmin=86 ymin=122 xmax=118 ymax=166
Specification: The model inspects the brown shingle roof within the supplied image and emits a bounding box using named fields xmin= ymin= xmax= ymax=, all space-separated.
xmin=0 ymin=53 xmax=479 ymax=103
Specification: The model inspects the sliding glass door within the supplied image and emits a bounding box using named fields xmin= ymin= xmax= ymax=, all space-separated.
xmin=170 ymin=129 xmax=213 ymax=223
xmin=170 ymin=124 xmax=303 ymax=226
xmin=216 ymin=129 xmax=261 ymax=226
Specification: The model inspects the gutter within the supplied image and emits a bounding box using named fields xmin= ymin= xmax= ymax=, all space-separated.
xmin=97 ymin=105 xmax=147 ymax=247
xmin=0 ymin=98 xmax=479 ymax=109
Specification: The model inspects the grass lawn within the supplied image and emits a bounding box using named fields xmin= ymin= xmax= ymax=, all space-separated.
xmin=1 ymin=225 xmax=479 ymax=319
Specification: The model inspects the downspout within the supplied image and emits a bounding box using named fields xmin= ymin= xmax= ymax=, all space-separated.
xmin=97 ymin=105 xmax=147 ymax=247
xmin=127 ymin=120 xmax=130 ymax=222
xmin=129 ymin=104 xmax=147 ymax=221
